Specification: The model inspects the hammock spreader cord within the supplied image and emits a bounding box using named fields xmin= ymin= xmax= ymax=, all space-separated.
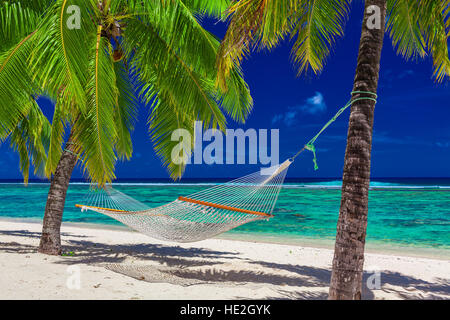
xmin=290 ymin=91 xmax=378 ymax=170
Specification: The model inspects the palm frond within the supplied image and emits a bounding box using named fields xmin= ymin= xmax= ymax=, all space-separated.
xmin=290 ymin=0 xmax=351 ymax=76
xmin=213 ymin=66 xmax=253 ymax=124
xmin=5 ymin=0 xmax=52 ymax=13
xmin=413 ymin=0 xmax=450 ymax=82
xmin=0 ymin=0 xmax=255 ymax=185
xmin=216 ymin=0 xmax=297 ymax=89
xmin=113 ymin=61 xmax=139 ymax=160
xmin=30 ymin=0 xmax=96 ymax=110
xmin=44 ymin=97 xmax=68 ymax=177
xmin=0 ymin=1 xmax=44 ymax=52
xmin=120 ymin=1 xmax=254 ymax=178
xmin=72 ymin=27 xmax=119 ymax=186
xmin=428 ymin=18 xmax=450 ymax=82
xmin=108 ymin=0 xmax=129 ymax=14
xmin=124 ymin=16 xmax=227 ymax=131
xmin=386 ymin=0 xmax=426 ymax=59
xmin=0 ymin=31 xmax=38 ymax=139
xmin=180 ymin=0 xmax=230 ymax=18
xmin=125 ymin=0 xmax=220 ymax=78
xmin=444 ymin=1 xmax=450 ymax=33
xmin=8 ymin=99 xmax=51 ymax=184
xmin=142 ymin=62 xmax=251 ymax=179
xmin=148 ymin=91 xmax=196 ymax=180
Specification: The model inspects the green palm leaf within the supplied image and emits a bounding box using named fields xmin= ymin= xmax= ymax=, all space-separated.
xmin=72 ymin=27 xmax=119 ymax=186
xmin=124 ymin=16 xmax=227 ymax=131
xmin=290 ymin=0 xmax=351 ymax=76
xmin=0 ymin=1 xmax=44 ymax=51
xmin=217 ymin=0 xmax=303 ymax=88
xmin=418 ymin=0 xmax=450 ymax=82
xmin=8 ymin=99 xmax=51 ymax=184
xmin=30 ymin=0 xmax=95 ymax=110
xmin=44 ymin=97 xmax=68 ymax=177
xmin=0 ymin=31 xmax=38 ymax=139
xmin=1 ymin=0 xmax=255 ymax=185
xmin=148 ymin=91 xmax=196 ymax=179
xmin=181 ymin=0 xmax=230 ymax=17
xmin=113 ymin=61 xmax=139 ymax=161
xmin=4 ymin=0 xmax=52 ymax=13
xmin=125 ymin=0 xmax=220 ymax=78
xmin=390 ymin=0 xmax=450 ymax=82
xmin=387 ymin=0 xmax=426 ymax=59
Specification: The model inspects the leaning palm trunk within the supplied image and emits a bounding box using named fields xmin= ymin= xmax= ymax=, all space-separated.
xmin=1 ymin=2 xmax=253 ymax=255
xmin=39 ymin=135 xmax=77 ymax=255
xmin=329 ymin=0 xmax=387 ymax=300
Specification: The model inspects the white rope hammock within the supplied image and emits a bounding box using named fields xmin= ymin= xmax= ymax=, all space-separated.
xmin=76 ymin=160 xmax=292 ymax=243
xmin=75 ymin=92 xmax=378 ymax=243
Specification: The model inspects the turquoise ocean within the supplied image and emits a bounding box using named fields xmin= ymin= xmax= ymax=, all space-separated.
xmin=1 ymin=178 xmax=449 ymax=257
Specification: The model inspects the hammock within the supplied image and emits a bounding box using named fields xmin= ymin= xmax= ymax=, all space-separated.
xmin=76 ymin=159 xmax=291 ymax=242
xmin=76 ymin=92 xmax=377 ymax=243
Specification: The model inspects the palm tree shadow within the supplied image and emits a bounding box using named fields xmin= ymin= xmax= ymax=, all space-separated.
xmin=0 ymin=229 xmax=240 ymax=268
xmin=170 ymin=261 xmax=372 ymax=299
xmin=250 ymin=261 xmax=331 ymax=284
xmin=247 ymin=290 xmax=329 ymax=300
xmin=367 ymin=272 xmax=450 ymax=299
xmin=1 ymin=229 xmax=448 ymax=300
xmin=167 ymin=268 xmax=319 ymax=287
xmin=0 ymin=229 xmax=89 ymax=239
xmin=250 ymin=261 xmax=449 ymax=299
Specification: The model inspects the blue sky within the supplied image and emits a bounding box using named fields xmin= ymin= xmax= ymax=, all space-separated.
xmin=1 ymin=2 xmax=449 ymax=180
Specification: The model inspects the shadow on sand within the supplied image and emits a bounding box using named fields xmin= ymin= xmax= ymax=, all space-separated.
xmin=0 ymin=229 xmax=448 ymax=300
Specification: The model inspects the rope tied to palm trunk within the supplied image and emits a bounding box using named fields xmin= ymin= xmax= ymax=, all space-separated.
xmin=290 ymin=91 xmax=378 ymax=170
xmin=63 ymin=141 xmax=80 ymax=157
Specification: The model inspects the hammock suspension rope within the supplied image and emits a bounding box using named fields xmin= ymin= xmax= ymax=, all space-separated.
xmin=76 ymin=91 xmax=377 ymax=243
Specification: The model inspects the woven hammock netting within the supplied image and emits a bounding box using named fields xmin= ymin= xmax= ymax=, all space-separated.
xmin=76 ymin=92 xmax=378 ymax=243
xmin=77 ymin=160 xmax=292 ymax=243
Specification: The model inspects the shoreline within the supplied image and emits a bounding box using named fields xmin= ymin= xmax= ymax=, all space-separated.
xmin=2 ymin=217 xmax=448 ymax=261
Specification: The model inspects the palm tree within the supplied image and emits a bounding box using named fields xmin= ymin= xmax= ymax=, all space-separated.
xmin=216 ymin=0 xmax=450 ymax=299
xmin=0 ymin=0 xmax=253 ymax=255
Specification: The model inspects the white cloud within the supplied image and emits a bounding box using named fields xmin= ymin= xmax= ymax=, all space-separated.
xmin=300 ymin=92 xmax=327 ymax=115
xmin=272 ymin=92 xmax=327 ymax=127
xmin=436 ymin=142 xmax=450 ymax=148
xmin=397 ymin=69 xmax=414 ymax=79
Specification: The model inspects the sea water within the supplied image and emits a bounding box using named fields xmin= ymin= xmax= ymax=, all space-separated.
xmin=0 ymin=178 xmax=449 ymax=256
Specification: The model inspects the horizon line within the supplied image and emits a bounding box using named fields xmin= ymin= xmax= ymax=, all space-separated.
xmin=1 ymin=177 xmax=450 ymax=182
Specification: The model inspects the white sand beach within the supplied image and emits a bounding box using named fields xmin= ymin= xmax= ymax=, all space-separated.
xmin=0 ymin=219 xmax=448 ymax=300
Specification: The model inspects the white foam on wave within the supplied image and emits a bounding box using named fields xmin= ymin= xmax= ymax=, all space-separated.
xmin=1 ymin=181 xmax=449 ymax=190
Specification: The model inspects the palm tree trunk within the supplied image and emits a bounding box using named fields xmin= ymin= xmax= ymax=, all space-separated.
xmin=329 ymin=0 xmax=387 ymax=300
xmin=39 ymin=132 xmax=77 ymax=255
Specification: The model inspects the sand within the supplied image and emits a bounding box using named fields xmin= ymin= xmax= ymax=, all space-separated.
xmin=0 ymin=219 xmax=448 ymax=300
